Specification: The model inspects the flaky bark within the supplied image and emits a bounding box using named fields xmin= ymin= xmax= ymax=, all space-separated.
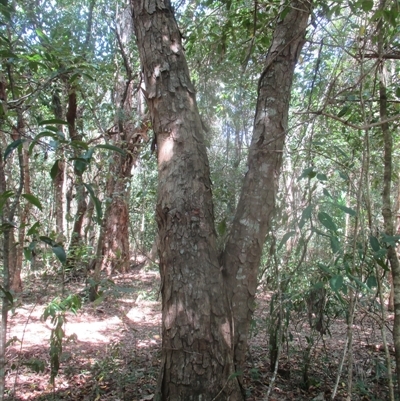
xmin=132 ymin=1 xmax=242 ymax=399
xmin=222 ymin=0 xmax=311 ymax=371
xmin=98 ymin=17 xmax=145 ymax=276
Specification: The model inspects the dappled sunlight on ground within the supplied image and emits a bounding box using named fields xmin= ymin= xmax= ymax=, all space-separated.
xmin=4 ymin=269 xmax=395 ymax=400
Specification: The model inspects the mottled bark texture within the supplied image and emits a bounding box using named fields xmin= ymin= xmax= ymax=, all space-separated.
xmin=222 ymin=0 xmax=311 ymax=373
xmin=380 ymin=63 xmax=400 ymax=390
xmin=132 ymin=0 xmax=311 ymax=398
xmin=132 ymin=1 xmax=242 ymax=399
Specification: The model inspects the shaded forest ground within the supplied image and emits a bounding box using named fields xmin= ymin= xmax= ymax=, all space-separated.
xmin=4 ymin=265 xmax=395 ymax=401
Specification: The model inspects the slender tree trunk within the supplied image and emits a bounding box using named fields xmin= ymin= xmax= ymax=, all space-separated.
xmin=52 ymin=90 xmax=66 ymax=243
xmin=66 ymin=87 xmax=87 ymax=256
xmin=95 ymin=8 xmax=148 ymax=277
xmin=132 ymin=1 xmax=242 ymax=399
xmin=0 ymin=147 xmax=9 ymax=401
xmin=377 ymin=4 xmax=400 ymax=388
xmin=221 ymin=0 xmax=311 ymax=372
xmin=379 ymin=59 xmax=400 ymax=390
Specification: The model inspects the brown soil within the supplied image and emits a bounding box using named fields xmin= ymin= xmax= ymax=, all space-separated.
xmin=4 ymin=268 xmax=394 ymax=401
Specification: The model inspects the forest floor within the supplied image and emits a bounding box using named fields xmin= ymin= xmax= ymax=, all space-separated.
xmin=4 ymin=265 xmax=395 ymax=401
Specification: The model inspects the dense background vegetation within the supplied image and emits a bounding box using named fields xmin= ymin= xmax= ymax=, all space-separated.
xmin=1 ymin=0 xmax=400 ymax=399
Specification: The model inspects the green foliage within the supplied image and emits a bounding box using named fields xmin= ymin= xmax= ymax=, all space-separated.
xmin=42 ymin=294 xmax=82 ymax=384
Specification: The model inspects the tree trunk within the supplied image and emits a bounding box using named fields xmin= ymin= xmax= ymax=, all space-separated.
xmin=379 ymin=58 xmax=400 ymax=391
xmin=221 ymin=0 xmax=311 ymax=373
xmin=52 ymin=90 xmax=66 ymax=243
xmin=132 ymin=0 xmax=310 ymax=398
xmin=66 ymin=87 xmax=87 ymax=258
xmin=132 ymin=1 xmax=242 ymax=399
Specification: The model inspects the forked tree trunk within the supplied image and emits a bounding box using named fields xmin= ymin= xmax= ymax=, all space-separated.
xmin=132 ymin=0 xmax=311 ymax=398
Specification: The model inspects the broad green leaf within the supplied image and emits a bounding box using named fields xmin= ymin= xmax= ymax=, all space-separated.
xmin=381 ymin=233 xmax=400 ymax=247
xmin=298 ymin=167 xmax=317 ymax=181
xmin=4 ymin=139 xmax=24 ymax=160
xmin=22 ymin=194 xmax=42 ymax=211
xmin=27 ymin=222 xmax=40 ymax=236
xmin=278 ymin=231 xmax=296 ymax=251
xmin=336 ymin=204 xmax=356 ymax=216
xmin=329 ymin=275 xmax=343 ymax=291
xmin=396 ymin=87 xmax=400 ymax=98
xmin=366 ymin=276 xmax=377 ymax=289
xmin=24 ymin=247 xmax=33 ymax=262
xmin=40 ymin=236 xmax=56 ymax=247
xmin=52 ymin=245 xmax=67 ymax=265
xmin=316 ymin=173 xmax=327 ymax=181
xmin=361 ymin=0 xmax=373 ymax=11
xmin=330 ymin=236 xmax=341 ymax=254
xmin=50 ymin=160 xmax=59 ymax=180
xmin=369 ymin=235 xmax=380 ymax=252
xmin=69 ymin=140 xmax=88 ymax=150
xmin=95 ymin=144 xmax=126 ymax=155
xmin=84 ymin=184 xmax=102 ymax=224
xmin=318 ymin=212 xmax=337 ymax=232
xmin=338 ymin=171 xmax=349 ymax=181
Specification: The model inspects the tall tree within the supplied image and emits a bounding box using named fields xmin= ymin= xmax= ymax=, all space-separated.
xmin=132 ymin=0 xmax=311 ymax=398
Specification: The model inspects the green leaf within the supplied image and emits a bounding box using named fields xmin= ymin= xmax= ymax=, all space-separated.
xmin=338 ymin=171 xmax=349 ymax=181
xmin=40 ymin=236 xmax=56 ymax=247
xmin=337 ymin=105 xmax=350 ymax=117
xmin=381 ymin=233 xmax=400 ymax=247
xmin=318 ymin=212 xmax=337 ymax=232
xmin=323 ymin=188 xmax=333 ymax=198
xmin=217 ymin=218 xmax=227 ymax=236
xmin=0 ymin=190 xmax=14 ymax=212
xmin=395 ymin=87 xmax=400 ymax=98
xmin=330 ymin=235 xmax=341 ymax=254
xmin=22 ymin=194 xmax=42 ymax=211
xmin=366 ymin=276 xmax=377 ymax=289
xmin=29 ymin=131 xmax=59 ymax=154
xmin=84 ymin=184 xmax=102 ymax=224
xmin=298 ymin=167 xmax=317 ymax=180
xmin=4 ymin=139 xmax=24 ymax=160
xmin=94 ymin=144 xmax=126 ymax=156
xmin=24 ymin=247 xmax=33 ymax=262
xmin=369 ymin=235 xmax=380 ymax=252
xmin=336 ymin=204 xmax=356 ymax=216
xmin=299 ymin=204 xmax=312 ymax=229
xmin=316 ymin=173 xmax=328 ymax=181
xmin=329 ymin=275 xmax=344 ymax=291
xmin=27 ymin=222 xmax=40 ymax=236
xmin=50 ymin=160 xmax=59 ymax=180
xmin=0 ymin=285 xmax=13 ymax=304
xmin=38 ymin=119 xmax=69 ymax=126
xmin=52 ymin=245 xmax=67 ymax=265
xmin=361 ymin=0 xmax=373 ymax=12
xmin=278 ymin=231 xmax=296 ymax=251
